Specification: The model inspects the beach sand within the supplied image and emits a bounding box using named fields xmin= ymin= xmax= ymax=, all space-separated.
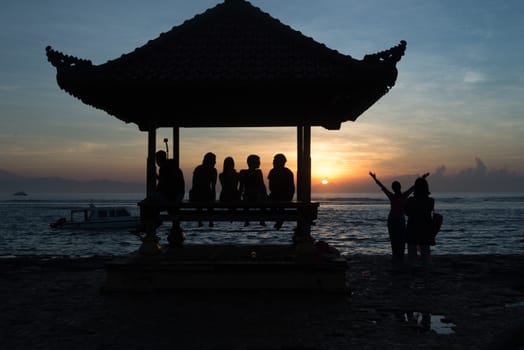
xmin=1 ymin=254 xmax=523 ymax=349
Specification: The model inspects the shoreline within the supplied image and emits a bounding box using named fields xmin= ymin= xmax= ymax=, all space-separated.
xmin=1 ymin=254 xmax=523 ymax=349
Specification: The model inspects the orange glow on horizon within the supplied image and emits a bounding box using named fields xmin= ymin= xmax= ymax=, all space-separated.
xmin=311 ymin=162 xmax=365 ymax=186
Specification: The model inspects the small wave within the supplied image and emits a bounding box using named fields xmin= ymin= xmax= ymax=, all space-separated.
xmin=315 ymin=197 xmax=386 ymax=203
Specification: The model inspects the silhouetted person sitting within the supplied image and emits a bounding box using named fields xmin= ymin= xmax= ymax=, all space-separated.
xmin=219 ymin=156 xmax=240 ymax=202
xmin=239 ymin=154 xmax=267 ymax=226
xmin=268 ymin=153 xmax=295 ymax=229
xmin=156 ymin=150 xmax=185 ymax=202
xmin=189 ymin=152 xmax=217 ymax=227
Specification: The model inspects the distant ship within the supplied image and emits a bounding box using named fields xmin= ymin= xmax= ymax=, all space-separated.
xmin=13 ymin=191 xmax=28 ymax=196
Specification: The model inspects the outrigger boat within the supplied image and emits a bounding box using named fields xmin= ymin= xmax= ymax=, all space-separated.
xmin=50 ymin=204 xmax=140 ymax=230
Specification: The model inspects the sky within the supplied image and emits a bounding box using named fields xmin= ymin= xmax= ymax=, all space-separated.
xmin=1 ymin=0 xmax=523 ymax=192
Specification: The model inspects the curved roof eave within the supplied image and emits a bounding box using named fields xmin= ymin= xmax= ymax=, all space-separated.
xmin=45 ymin=0 xmax=406 ymax=131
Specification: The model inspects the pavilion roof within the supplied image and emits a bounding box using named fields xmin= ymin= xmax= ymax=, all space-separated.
xmin=46 ymin=0 xmax=406 ymax=131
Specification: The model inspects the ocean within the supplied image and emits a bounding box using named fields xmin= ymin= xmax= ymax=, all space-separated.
xmin=0 ymin=192 xmax=523 ymax=257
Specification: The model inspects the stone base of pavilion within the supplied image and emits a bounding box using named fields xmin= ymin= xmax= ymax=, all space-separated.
xmin=102 ymin=244 xmax=348 ymax=293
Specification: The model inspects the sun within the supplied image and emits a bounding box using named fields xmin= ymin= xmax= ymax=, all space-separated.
xmin=321 ymin=178 xmax=329 ymax=185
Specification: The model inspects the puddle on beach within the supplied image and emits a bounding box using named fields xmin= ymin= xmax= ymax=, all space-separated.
xmin=397 ymin=312 xmax=456 ymax=335
xmin=505 ymin=300 xmax=524 ymax=308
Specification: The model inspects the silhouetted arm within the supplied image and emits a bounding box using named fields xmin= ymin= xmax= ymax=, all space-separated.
xmin=238 ymin=171 xmax=245 ymax=200
xmin=257 ymin=170 xmax=267 ymax=199
xmin=369 ymin=171 xmax=391 ymax=196
xmin=404 ymin=172 xmax=430 ymax=197
xmin=211 ymin=169 xmax=217 ymax=200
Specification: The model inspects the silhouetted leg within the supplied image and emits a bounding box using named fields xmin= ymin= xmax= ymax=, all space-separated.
xmin=407 ymin=244 xmax=417 ymax=268
xmin=244 ymin=206 xmax=250 ymax=226
xmin=388 ymin=217 xmax=406 ymax=267
xmin=254 ymin=201 xmax=265 ymax=226
xmin=273 ymin=207 xmax=283 ymax=230
xmin=208 ymin=207 xmax=214 ymax=227
xmin=259 ymin=207 xmax=266 ymax=226
xmin=196 ymin=208 xmax=203 ymax=227
xmin=419 ymin=245 xmax=431 ymax=269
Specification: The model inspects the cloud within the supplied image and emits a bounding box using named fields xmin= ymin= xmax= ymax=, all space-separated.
xmin=463 ymin=70 xmax=485 ymax=84
xmin=313 ymin=158 xmax=524 ymax=193
xmin=63 ymin=142 xmax=109 ymax=154
xmin=404 ymin=158 xmax=523 ymax=192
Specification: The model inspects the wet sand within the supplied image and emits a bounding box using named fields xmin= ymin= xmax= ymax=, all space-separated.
xmin=1 ymin=254 xmax=523 ymax=349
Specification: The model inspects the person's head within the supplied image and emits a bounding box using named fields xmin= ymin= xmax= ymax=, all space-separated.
xmin=246 ymin=154 xmax=260 ymax=169
xmin=203 ymin=152 xmax=216 ymax=167
xmin=414 ymin=177 xmax=430 ymax=197
xmin=223 ymin=156 xmax=235 ymax=171
xmin=273 ymin=153 xmax=287 ymax=168
xmin=391 ymin=181 xmax=401 ymax=195
xmin=155 ymin=150 xmax=167 ymax=167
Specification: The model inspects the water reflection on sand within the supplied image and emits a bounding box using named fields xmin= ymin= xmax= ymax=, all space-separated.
xmin=397 ymin=311 xmax=456 ymax=334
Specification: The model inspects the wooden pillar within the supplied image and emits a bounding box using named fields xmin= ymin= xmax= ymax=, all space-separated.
xmin=295 ymin=124 xmax=313 ymax=245
xmin=172 ymin=126 xmax=180 ymax=168
xmin=297 ymin=126 xmax=303 ymax=201
xmin=296 ymin=125 xmax=312 ymax=202
xmin=140 ymin=126 xmax=162 ymax=255
xmin=146 ymin=127 xmax=157 ymax=198
xmin=303 ymin=125 xmax=311 ymax=202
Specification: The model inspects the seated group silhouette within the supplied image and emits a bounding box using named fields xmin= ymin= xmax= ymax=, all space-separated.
xmin=154 ymin=151 xmax=296 ymax=231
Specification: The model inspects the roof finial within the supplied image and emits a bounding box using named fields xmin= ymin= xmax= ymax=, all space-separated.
xmin=46 ymin=46 xmax=92 ymax=68
xmin=363 ymin=40 xmax=407 ymax=64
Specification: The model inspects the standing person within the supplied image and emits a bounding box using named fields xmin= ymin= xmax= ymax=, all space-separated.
xmin=239 ymin=154 xmax=267 ymax=226
xmin=369 ymin=171 xmax=429 ymax=267
xmin=268 ymin=153 xmax=295 ymax=229
xmin=405 ymin=177 xmax=435 ymax=271
xmin=189 ymin=152 xmax=217 ymax=227
xmin=155 ymin=150 xmax=185 ymax=245
xmin=219 ymin=157 xmax=240 ymax=202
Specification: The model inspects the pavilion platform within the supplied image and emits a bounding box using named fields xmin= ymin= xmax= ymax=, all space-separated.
xmin=103 ymin=243 xmax=348 ymax=293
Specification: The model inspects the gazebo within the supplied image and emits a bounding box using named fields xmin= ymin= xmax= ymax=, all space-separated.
xmin=47 ymin=0 xmax=405 ymax=290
